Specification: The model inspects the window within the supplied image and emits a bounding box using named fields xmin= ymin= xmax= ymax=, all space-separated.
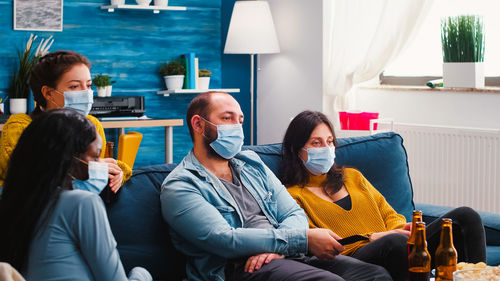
xmin=382 ymin=0 xmax=500 ymax=85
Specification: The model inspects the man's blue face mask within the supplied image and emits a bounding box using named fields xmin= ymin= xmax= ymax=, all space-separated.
xmin=302 ymin=146 xmax=336 ymax=175
xmin=202 ymin=117 xmax=244 ymax=159
xmin=72 ymin=160 xmax=109 ymax=194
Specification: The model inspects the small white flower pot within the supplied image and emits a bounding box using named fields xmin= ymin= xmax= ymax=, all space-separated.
xmin=198 ymin=77 xmax=210 ymax=90
xmin=111 ymin=0 xmax=125 ymax=5
xmin=136 ymin=0 xmax=151 ymax=6
xmin=443 ymin=62 xmax=484 ymax=88
xmin=10 ymin=98 xmax=27 ymax=114
xmin=154 ymin=0 xmax=168 ymax=6
xmin=97 ymin=87 xmax=107 ymax=97
xmin=164 ymin=75 xmax=185 ymax=90
xmin=106 ymin=85 xmax=113 ymax=97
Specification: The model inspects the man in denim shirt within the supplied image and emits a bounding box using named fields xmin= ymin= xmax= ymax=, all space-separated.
xmin=161 ymin=92 xmax=391 ymax=281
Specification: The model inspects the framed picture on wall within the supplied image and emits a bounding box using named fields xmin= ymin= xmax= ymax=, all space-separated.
xmin=13 ymin=0 xmax=63 ymax=31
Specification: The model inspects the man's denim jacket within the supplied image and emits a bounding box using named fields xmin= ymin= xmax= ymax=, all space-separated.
xmin=160 ymin=150 xmax=308 ymax=281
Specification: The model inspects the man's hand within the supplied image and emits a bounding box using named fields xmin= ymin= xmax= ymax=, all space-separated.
xmin=244 ymin=253 xmax=284 ymax=273
xmin=307 ymin=228 xmax=344 ymax=261
xmin=100 ymin=158 xmax=123 ymax=193
xmin=369 ymin=229 xmax=411 ymax=241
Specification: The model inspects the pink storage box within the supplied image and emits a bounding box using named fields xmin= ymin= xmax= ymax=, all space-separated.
xmin=339 ymin=111 xmax=379 ymax=130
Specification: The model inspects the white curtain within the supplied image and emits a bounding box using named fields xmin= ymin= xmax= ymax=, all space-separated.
xmin=323 ymin=0 xmax=432 ymax=114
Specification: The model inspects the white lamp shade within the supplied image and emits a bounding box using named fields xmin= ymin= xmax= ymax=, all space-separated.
xmin=224 ymin=0 xmax=280 ymax=54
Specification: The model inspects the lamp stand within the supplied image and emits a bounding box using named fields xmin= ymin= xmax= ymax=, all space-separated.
xmin=250 ymin=54 xmax=255 ymax=145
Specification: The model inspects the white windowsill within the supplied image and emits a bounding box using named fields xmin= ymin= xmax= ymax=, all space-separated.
xmin=360 ymin=85 xmax=500 ymax=94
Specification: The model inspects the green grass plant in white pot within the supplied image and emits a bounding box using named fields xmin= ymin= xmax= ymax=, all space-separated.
xmin=9 ymin=34 xmax=53 ymax=114
xmin=441 ymin=15 xmax=485 ymax=88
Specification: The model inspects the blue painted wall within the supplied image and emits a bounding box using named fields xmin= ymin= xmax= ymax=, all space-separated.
xmin=221 ymin=0 xmax=253 ymax=145
xmin=0 ymin=0 xmax=252 ymax=167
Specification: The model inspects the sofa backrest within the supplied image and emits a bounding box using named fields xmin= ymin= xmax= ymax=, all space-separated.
xmin=106 ymin=132 xmax=414 ymax=280
xmin=243 ymin=132 xmax=415 ymax=220
xmin=106 ymin=164 xmax=185 ymax=280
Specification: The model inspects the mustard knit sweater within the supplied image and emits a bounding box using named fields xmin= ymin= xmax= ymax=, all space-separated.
xmin=0 ymin=113 xmax=132 ymax=186
xmin=287 ymin=168 xmax=407 ymax=255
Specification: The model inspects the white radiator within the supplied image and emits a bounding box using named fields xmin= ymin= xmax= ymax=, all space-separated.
xmin=394 ymin=123 xmax=500 ymax=213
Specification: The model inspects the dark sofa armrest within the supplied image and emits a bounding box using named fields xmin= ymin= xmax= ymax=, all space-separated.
xmin=415 ymin=203 xmax=500 ymax=246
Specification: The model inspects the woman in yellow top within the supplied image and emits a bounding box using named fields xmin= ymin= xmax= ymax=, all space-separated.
xmin=281 ymin=110 xmax=486 ymax=281
xmin=0 ymin=50 xmax=131 ymax=198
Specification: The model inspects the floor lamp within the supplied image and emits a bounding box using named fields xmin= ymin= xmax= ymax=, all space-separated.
xmin=224 ymin=0 xmax=280 ymax=145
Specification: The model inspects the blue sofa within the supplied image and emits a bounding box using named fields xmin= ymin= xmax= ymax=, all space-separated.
xmin=106 ymin=132 xmax=500 ymax=280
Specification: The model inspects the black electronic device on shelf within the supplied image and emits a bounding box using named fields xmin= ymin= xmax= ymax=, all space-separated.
xmin=90 ymin=96 xmax=145 ymax=118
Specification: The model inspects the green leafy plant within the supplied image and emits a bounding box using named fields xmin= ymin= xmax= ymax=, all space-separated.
xmin=92 ymin=74 xmax=115 ymax=87
xmin=159 ymin=61 xmax=186 ymax=76
xmin=199 ymin=69 xmax=211 ymax=77
xmin=9 ymin=34 xmax=54 ymax=99
xmin=441 ymin=15 xmax=485 ymax=62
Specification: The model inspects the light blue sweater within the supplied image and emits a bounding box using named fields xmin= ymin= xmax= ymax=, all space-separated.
xmin=26 ymin=189 xmax=150 ymax=281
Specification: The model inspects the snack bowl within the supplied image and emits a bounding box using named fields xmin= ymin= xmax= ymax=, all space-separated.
xmin=453 ymin=267 xmax=500 ymax=281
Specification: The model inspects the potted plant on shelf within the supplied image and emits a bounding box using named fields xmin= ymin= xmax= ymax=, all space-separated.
xmin=153 ymin=0 xmax=168 ymax=7
xmin=198 ymin=69 xmax=211 ymax=90
xmin=9 ymin=34 xmax=53 ymax=114
xmin=441 ymin=15 xmax=485 ymax=88
xmin=160 ymin=61 xmax=186 ymax=90
xmin=111 ymin=0 xmax=125 ymax=5
xmin=92 ymin=74 xmax=115 ymax=97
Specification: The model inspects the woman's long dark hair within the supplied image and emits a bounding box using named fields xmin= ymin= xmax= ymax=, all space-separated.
xmin=29 ymin=50 xmax=91 ymax=117
xmin=0 ymin=108 xmax=96 ymax=270
xmin=280 ymin=110 xmax=344 ymax=195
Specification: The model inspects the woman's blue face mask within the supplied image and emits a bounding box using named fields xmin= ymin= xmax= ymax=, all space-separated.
xmin=52 ymin=89 xmax=94 ymax=116
xmin=72 ymin=160 xmax=109 ymax=194
xmin=302 ymin=146 xmax=336 ymax=175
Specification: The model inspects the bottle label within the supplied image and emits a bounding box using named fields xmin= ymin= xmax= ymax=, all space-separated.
xmin=408 ymin=271 xmax=430 ymax=281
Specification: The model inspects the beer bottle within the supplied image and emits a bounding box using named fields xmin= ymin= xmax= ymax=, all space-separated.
xmin=408 ymin=221 xmax=431 ymax=281
xmin=407 ymin=210 xmax=423 ymax=257
xmin=105 ymin=141 xmax=114 ymax=158
xmin=435 ymin=218 xmax=457 ymax=281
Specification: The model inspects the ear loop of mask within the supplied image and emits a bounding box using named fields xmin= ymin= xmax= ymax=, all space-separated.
xmin=47 ymin=88 xmax=64 ymax=108
xmin=68 ymin=156 xmax=87 ymax=179
xmin=199 ymin=116 xmax=216 ymax=141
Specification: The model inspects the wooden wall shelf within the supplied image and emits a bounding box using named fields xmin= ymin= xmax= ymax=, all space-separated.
xmin=101 ymin=4 xmax=187 ymax=14
xmin=157 ymin=88 xmax=240 ymax=97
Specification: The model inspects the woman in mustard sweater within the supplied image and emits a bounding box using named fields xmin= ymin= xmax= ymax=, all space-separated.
xmin=0 ymin=51 xmax=131 ymax=198
xmin=280 ymin=110 xmax=486 ymax=281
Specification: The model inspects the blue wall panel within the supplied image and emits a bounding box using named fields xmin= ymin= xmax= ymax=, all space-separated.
xmin=0 ymin=0 xmax=231 ymax=166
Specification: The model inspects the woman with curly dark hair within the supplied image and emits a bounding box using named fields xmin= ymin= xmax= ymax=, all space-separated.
xmin=0 ymin=108 xmax=151 ymax=280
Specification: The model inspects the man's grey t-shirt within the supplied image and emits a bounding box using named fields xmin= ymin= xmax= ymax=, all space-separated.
xmin=219 ymin=164 xmax=274 ymax=229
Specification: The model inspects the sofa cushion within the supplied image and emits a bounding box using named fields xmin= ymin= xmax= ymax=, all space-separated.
xmin=244 ymin=132 xmax=415 ymax=221
xmin=106 ymin=164 xmax=185 ymax=281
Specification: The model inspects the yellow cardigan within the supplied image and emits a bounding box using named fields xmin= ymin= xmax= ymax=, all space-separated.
xmin=287 ymin=168 xmax=406 ymax=255
xmin=0 ymin=113 xmax=132 ymax=186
